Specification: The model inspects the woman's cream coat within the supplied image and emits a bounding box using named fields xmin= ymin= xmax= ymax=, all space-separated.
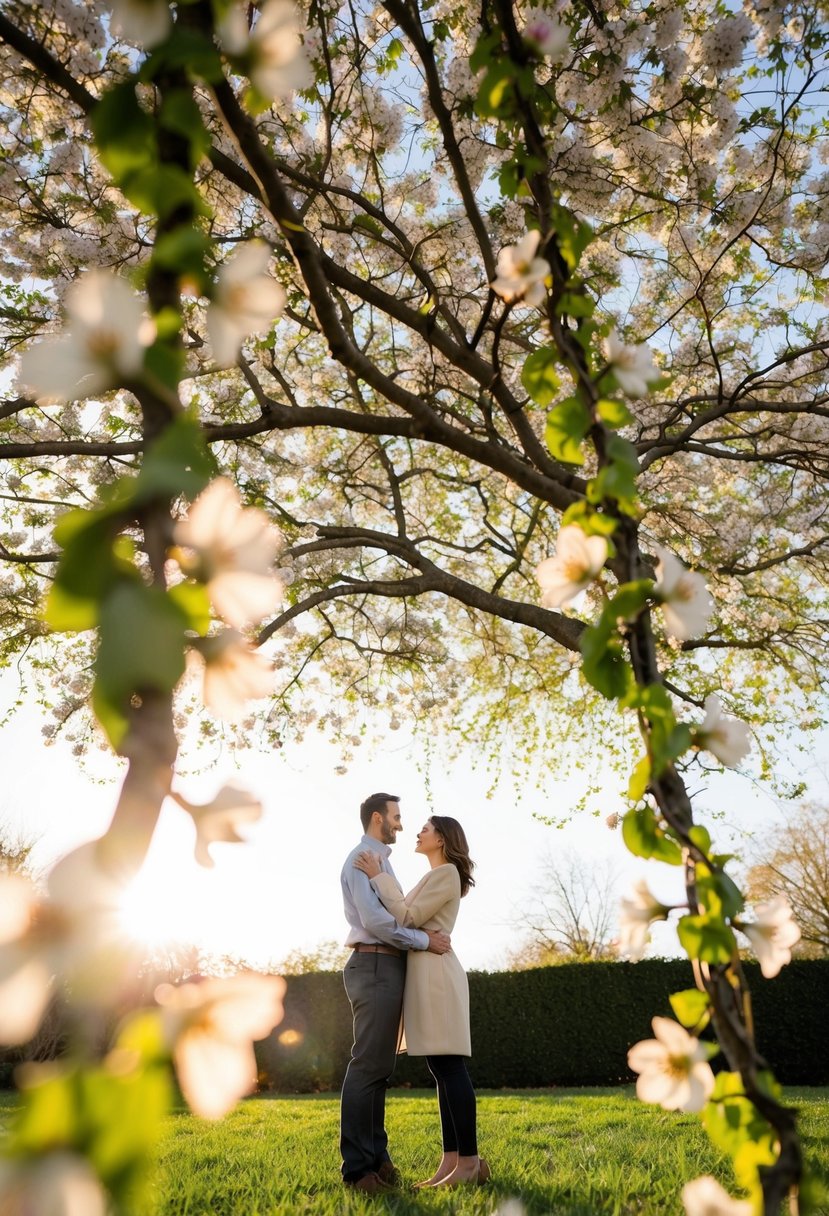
xmin=371 ymin=865 xmax=471 ymax=1057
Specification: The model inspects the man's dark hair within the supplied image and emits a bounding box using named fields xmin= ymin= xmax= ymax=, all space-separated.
xmin=360 ymin=792 xmax=399 ymax=832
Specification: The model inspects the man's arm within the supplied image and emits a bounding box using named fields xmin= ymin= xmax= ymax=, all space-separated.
xmin=347 ymin=867 xmax=430 ymax=951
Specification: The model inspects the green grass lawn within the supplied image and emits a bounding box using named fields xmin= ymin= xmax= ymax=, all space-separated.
xmin=2 ymin=1087 xmax=827 ymax=1214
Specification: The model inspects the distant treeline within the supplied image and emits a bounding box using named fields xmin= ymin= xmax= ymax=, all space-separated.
xmin=257 ymin=959 xmax=829 ymax=1092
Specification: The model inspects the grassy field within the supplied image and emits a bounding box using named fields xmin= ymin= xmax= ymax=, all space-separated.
xmin=1 ymin=1087 xmax=827 ymax=1214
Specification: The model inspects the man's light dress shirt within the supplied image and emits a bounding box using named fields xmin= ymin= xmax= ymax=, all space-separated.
xmin=341 ymin=835 xmax=429 ymax=952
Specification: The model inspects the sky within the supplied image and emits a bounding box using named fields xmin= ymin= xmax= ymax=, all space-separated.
xmin=2 ymin=667 xmax=824 ymax=973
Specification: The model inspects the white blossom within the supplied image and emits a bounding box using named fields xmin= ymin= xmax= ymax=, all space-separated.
xmin=175 ymin=477 xmax=284 ymax=628
xmin=492 ymin=231 xmax=551 ymax=307
xmin=177 ymin=783 xmax=264 ymax=868
xmin=741 ymin=896 xmax=801 ymax=979
xmin=0 ymin=1151 xmax=107 ymax=1216
xmin=627 ymin=1017 xmax=715 ymax=1112
xmin=206 ymin=242 xmax=287 ymax=368
xmin=682 ymin=1176 xmax=752 ymax=1216
xmin=197 ymin=632 xmax=275 ymax=722
xmin=244 ymin=0 xmax=313 ymax=99
xmin=109 ymin=0 xmax=172 ymax=48
xmin=523 ymin=9 xmax=569 ymax=59
xmin=535 ymin=526 xmax=608 ymax=608
xmin=696 ymin=695 xmax=751 ymax=767
xmin=19 ymin=271 xmax=152 ymax=403
xmin=653 ymin=545 xmax=714 ymax=640
xmin=603 ymin=328 xmax=660 ymax=397
xmin=157 ymin=973 xmax=285 ymax=1119
xmin=0 ymin=844 xmax=136 ymax=1045
xmin=618 ymin=880 xmax=669 ymax=961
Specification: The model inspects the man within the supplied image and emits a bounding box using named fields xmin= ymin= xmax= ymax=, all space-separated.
xmin=339 ymin=791 xmax=451 ymax=1193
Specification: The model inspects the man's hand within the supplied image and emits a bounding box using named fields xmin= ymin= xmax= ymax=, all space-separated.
xmin=426 ymin=930 xmax=451 ymax=955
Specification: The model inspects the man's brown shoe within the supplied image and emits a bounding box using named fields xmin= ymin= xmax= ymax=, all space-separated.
xmin=376 ymin=1161 xmax=402 ymax=1187
xmin=344 ymin=1172 xmax=392 ymax=1194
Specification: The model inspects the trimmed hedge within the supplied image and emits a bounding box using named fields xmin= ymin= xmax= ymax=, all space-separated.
xmin=256 ymin=959 xmax=829 ymax=1092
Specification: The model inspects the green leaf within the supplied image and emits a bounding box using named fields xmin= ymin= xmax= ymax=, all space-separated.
xmin=607 ymin=579 xmax=651 ymax=623
xmin=677 ymin=913 xmax=735 ymax=963
xmin=44 ymin=513 xmax=123 ymax=632
xmin=580 ymin=617 xmax=631 ymax=700
xmin=93 ymin=582 xmax=189 ymax=747
xmin=120 ymin=164 xmax=204 ymax=220
xmin=627 ymin=755 xmax=651 ymax=800
xmin=545 ymin=396 xmax=590 ymax=465
xmin=475 ymin=62 xmax=515 ymax=118
xmin=702 ymin=1071 xmax=777 ymax=1193
xmin=143 ymin=340 xmax=185 ymax=393
xmin=159 ymin=89 xmax=211 ymax=167
xmin=696 ymin=867 xmax=745 ymax=920
xmin=669 ymin=988 xmax=711 ymax=1030
xmin=550 ymin=203 xmax=594 ymax=271
xmin=141 ymin=27 xmax=223 ymax=81
xmin=622 ymin=805 xmax=683 ymax=864
xmin=153 ymin=225 xmax=211 ymax=282
xmin=521 ymin=348 xmax=561 ymax=406
xmin=597 ymin=398 xmax=634 ymax=428
xmin=469 ymin=30 xmax=502 ymax=73
xmin=561 ymin=503 xmax=617 ymax=537
xmin=168 ymin=580 xmax=212 ymax=635
xmin=588 ymin=432 xmax=640 ymax=511
xmin=134 ymin=416 xmax=216 ymax=503
xmin=91 ymin=82 xmax=155 ymax=181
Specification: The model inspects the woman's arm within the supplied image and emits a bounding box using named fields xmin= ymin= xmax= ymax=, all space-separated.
xmin=371 ymin=867 xmax=460 ymax=927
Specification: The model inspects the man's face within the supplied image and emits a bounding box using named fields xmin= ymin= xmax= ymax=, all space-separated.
xmin=378 ymin=801 xmax=403 ymax=844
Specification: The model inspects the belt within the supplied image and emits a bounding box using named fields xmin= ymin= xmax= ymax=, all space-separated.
xmin=353 ymin=943 xmax=403 ymax=958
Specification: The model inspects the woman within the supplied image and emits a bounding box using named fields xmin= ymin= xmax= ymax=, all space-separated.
xmin=354 ymin=816 xmax=489 ymax=1188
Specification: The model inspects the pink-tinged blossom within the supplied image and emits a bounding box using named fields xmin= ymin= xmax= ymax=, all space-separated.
xmin=206 ymin=243 xmax=287 ymax=368
xmin=109 ymin=0 xmax=172 ymax=48
xmin=695 ymin=695 xmax=751 ymax=767
xmin=175 ymin=478 xmax=284 ymax=628
xmin=492 ymin=231 xmax=551 ymax=307
xmin=0 ymin=1151 xmax=107 ymax=1216
xmin=157 ymin=973 xmax=286 ymax=1119
xmin=535 ymin=526 xmax=608 ymax=608
xmin=177 ymin=784 xmax=264 ymax=868
xmin=618 ymin=880 xmax=669 ymax=961
xmin=0 ymin=844 xmax=137 ymax=1045
xmin=627 ymin=1017 xmax=715 ymax=1112
xmin=682 ymin=1176 xmax=752 ymax=1216
xmin=653 ymin=545 xmax=714 ymax=640
xmin=224 ymin=0 xmax=313 ymax=99
xmin=741 ymin=896 xmax=800 ymax=978
xmin=606 ymin=812 xmax=620 ymax=831
xmin=19 ymin=271 xmax=152 ymax=403
xmin=603 ymin=329 xmax=660 ymax=397
xmin=523 ymin=9 xmax=569 ymax=59
xmin=197 ymin=632 xmax=276 ymax=722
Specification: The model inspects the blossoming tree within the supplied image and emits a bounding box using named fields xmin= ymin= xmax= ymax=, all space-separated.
xmin=0 ymin=0 xmax=827 ymax=1209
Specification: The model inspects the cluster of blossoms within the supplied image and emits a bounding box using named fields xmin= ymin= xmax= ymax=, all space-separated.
xmin=175 ymin=478 xmax=285 ymax=722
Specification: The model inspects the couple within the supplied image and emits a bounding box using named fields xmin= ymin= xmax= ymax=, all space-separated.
xmin=339 ymin=792 xmax=489 ymax=1194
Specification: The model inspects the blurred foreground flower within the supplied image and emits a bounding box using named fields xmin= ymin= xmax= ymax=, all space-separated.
xmin=19 ymin=271 xmax=153 ymax=403
xmin=194 ymin=631 xmax=275 ymax=721
xmin=175 ymin=478 xmax=284 ymax=628
xmin=618 ymin=880 xmax=669 ymax=961
xmin=492 ymin=231 xmax=551 ymax=306
xmin=174 ymin=783 xmax=264 ymax=868
xmin=695 ymin=695 xmax=751 ymax=767
xmin=206 ymin=243 xmax=287 ymax=368
xmin=0 ymin=1150 xmax=107 ymax=1216
xmin=627 ymin=1017 xmax=715 ymax=1112
xmin=682 ymin=1175 xmax=752 ymax=1216
xmin=535 ymin=526 xmax=608 ymax=607
xmin=740 ymin=896 xmax=800 ymax=978
xmin=0 ymin=844 xmax=136 ymax=1046
xmin=653 ymin=546 xmax=713 ymax=640
xmin=220 ymin=0 xmax=313 ymax=97
xmin=523 ymin=9 xmax=569 ymax=57
xmin=157 ymin=973 xmax=286 ymax=1118
xmin=602 ymin=329 xmax=660 ymax=397
xmin=110 ymin=0 xmax=171 ymax=48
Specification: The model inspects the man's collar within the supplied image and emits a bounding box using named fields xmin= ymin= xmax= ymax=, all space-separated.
xmin=360 ymin=833 xmax=391 ymax=858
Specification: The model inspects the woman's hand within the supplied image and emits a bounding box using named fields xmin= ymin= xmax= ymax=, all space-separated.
xmin=354 ymin=850 xmax=382 ymax=879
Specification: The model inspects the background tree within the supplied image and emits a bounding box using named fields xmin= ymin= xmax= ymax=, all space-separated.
xmin=509 ymin=851 xmax=619 ymax=963
xmin=745 ymin=803 xmax=829 ymax=957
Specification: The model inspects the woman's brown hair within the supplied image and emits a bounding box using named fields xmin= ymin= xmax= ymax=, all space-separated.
xmin=430 ymin=816 xmax=476 ymax=897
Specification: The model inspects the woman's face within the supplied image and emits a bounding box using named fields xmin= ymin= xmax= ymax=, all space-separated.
xmin=414 ymin=820 xmax=444 ymax=858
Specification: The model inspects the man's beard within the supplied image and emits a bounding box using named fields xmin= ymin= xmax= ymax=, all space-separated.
xmin=379 ymin=818 xmax=396 ymax=844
